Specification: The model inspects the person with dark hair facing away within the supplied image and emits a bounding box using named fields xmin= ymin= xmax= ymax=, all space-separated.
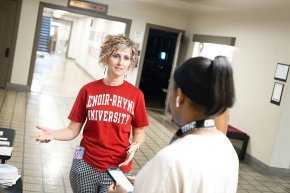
xmin=31 ymin=34 xmax=149 ymax=193
xmin=108 ymin=56 xmax=238 ymax=193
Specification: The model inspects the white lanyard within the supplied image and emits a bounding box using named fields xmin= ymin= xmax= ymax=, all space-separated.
xmin=170 ymin=119 xmax=215 ymax=144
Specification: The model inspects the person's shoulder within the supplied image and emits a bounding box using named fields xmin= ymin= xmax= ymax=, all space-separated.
xmin=147 ymin=143 xmax=191 ymax=173
xmin=81 ymin=79 xmax=102 ymax=88
xmin=77 ymin=80 xmax=102 ymax=95
xmin=153 ymin=143 xmax=179 ymax=162
xmin=124 ymin=81 xmax=144 ymax=95
xmin=158 ymin=136 xmax=199 ymax=159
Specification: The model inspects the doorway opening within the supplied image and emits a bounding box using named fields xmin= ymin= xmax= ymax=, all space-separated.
xmin=137 ymin=24 xmax=184 ymax=113
xmin=192 ymin=34 xmax=236 ymax=61
xmin=37 ymin=11 xmax=73 ymax=58
xmin=192 ymin=42 xmax=235 ymax=62
xmin=28 ymin=2 xmax=132 ymax=95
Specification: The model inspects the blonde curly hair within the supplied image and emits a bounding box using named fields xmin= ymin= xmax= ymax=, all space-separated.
xmin=99 ymin=34 xmax=138 ymax=70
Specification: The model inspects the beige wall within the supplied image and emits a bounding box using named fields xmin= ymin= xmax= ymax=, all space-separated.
xmin=11 ymin=0 xmax=290 ymax=169
xmin=187 ymin=10 xmax=290 ymax=168
xmin=11 ymin=0 xmax=39 ymax=85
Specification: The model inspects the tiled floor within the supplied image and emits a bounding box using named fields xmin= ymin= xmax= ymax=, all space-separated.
xmin=0 ymin=53 xmax=289 ymax=193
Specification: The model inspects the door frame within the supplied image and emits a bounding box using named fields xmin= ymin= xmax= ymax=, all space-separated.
xmin=136 ymin=23 xmax=185 ymax=113
xmin=27 ymin=2 xmax=132 ymax=87
xmin=0 ymin=0 xmax=22 ymax=88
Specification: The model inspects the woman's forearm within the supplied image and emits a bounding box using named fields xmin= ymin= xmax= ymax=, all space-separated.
xmin=132 ymin=127 xmax=145 ymax=144
xmin=53 ymin=121 xmax=83 ymax=141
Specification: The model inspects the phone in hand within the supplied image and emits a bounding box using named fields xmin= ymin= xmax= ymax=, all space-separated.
xmin=107 ymin=168 xmax=134 ymax=193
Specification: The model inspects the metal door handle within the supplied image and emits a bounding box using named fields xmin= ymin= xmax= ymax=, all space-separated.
xmin=5 ymin=48 xmax=10 ymax=57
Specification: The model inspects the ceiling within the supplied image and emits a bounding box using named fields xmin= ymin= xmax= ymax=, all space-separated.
xmin=121 ymin=0 xmax=290 ymax=13
xmin=44 ymin=0 xmax=290 ymax=20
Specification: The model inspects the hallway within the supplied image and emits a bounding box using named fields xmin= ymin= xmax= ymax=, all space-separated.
xmin=0 ymin=53 xmax=289 ymax=193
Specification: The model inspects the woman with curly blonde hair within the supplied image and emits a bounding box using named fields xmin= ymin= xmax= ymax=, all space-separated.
xmin=31 ymin=34 xmax=149 ymax=193
xmin=109 ymin=56 xmax=238 ymax=193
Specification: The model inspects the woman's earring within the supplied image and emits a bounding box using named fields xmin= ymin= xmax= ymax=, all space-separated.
xmin=104 ymin=68 xmax=107 ymax=75
xmin=176 ymin=96 xmax=180 ymax=108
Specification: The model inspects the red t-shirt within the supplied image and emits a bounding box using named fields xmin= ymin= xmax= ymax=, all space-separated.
xmin=68 ymin=79 xmax=149 ymax=172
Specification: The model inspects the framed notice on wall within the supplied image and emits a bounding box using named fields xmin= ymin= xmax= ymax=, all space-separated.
xmin=68 ymin=0 xmax=108 ymax=14
xmin=270 ymin=82 xmax=284 ymax=106
xmin=274 ymin=63 xmax=290 ymax=82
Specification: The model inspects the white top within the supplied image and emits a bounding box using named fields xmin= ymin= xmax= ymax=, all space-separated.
xmin=134 ymin=131 xmax=239 ymax=193
xmin=0 ymin=164 xmax=18 ymax=180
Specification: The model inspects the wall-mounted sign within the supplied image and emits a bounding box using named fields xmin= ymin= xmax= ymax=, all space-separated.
xmin=274 ymin=63 xmax=289 ymax=82
xmin=68 ymin=0 xmax=108 ymax=14
xmin=270 ymin=82 xmax=284 ymax=106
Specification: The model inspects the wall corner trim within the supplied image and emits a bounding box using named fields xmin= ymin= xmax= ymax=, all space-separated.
xmin=244 ymin=153 xmax=290 ymax=177
xmin=6 ymin=83 xmax=30 ymax=91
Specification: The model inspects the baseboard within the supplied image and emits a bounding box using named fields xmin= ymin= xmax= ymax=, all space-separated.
xmin=244 ymin=152 xmax=290 ymax=177
xmin=5 ymin=83 xmax=30 ymax=91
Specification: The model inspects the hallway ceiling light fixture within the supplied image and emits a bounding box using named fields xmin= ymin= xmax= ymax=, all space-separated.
xmin=53 ymin=10 xmax=69 ymax=19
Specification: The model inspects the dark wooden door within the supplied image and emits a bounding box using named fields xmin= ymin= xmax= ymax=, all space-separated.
xmin=139 ymin=29 xmax=179 ymax=111
xmin=0 ymin=0 xmax=18 ymax=88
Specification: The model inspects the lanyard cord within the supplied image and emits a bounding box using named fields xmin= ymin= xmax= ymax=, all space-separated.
xmin=169 ymin=119 xmax=215 ymax=144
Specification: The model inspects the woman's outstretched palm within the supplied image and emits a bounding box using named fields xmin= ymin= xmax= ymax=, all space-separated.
xmin=30 ymin=126 xmax=55 ymax=143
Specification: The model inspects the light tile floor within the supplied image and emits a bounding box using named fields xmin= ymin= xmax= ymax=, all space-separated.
xmin=0 ymin=53 xmax=289 ymax=193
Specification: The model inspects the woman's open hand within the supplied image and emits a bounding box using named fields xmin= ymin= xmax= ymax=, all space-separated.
xmin=30 ymin=125 xmax=55 ymax=143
